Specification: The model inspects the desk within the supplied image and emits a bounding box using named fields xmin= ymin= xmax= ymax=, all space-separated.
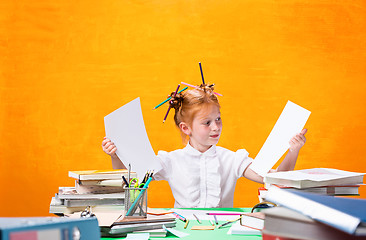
xmin=101 ymin=208 xmax=262 ymax=240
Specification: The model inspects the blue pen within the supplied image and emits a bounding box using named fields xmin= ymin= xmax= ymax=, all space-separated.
xmin=126 ymin=177 xmax=152 ymax=216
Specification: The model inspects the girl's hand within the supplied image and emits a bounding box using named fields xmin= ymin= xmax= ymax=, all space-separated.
xmin=289 ymin=129 xmax=307 ymax=152
xmin=102 ymin=137 xmax=117 ymax=156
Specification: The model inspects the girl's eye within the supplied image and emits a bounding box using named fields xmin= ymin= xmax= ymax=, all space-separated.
xmin=205 ymin=121 xmax=211 ymax=125
xmin=216 ymin=117 xmax=221 ymax=121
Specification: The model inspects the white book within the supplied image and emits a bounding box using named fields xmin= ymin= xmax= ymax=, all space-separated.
xmin=264 ymin=168 xmax=364 ymax=189
xmin=228 ymin=213 xmax=264 ymax=235
xmin=58 ymin=187 xmax=125 ymax=200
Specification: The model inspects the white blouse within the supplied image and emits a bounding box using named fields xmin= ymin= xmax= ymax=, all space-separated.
xmin=153 ymin=143 xmax=253 ymax=208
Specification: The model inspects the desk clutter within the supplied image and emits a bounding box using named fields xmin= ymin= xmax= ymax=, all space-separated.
xmin=49 ymin=169 xmax=136 ymax=215
xmin=45 ymin=168 xmax=366 ymax=239
xmin=49 ymin=169 xmax=177 ymax=238
xmin=260 ymin=168 xmax=366 ymax=240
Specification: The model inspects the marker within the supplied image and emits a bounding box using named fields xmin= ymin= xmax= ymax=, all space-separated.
xmin=193 ymin=214 xmax=201 ymax=224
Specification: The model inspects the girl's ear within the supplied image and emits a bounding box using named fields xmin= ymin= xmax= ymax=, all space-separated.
xmin=179 ymin=122 xmax=191 ymax=136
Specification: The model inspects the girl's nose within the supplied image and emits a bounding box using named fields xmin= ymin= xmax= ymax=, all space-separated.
xmin=211 ymin=122 xmax=219 ymax=131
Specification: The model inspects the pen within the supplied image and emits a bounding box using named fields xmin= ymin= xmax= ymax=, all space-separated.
xmin=193 ymin=213 xmax=201 ymax=224
xmin=173 ymin=212 xmax=187 ymax=222
xmin=209 ymin=219 xmax=215 ymax=226
xmin=217 ymin=216 xmax=242 ymax=229
xmin=213 ymin=215 xmax=218 ymax=225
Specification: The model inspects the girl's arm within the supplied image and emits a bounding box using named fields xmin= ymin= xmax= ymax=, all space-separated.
xmin=102 ymin=137 xmax=126 ymax=169
xmin=243 ymin=129 xmax=307 ymax=183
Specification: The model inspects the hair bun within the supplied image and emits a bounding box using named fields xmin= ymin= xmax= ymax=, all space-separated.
xmin=169 ymin=92 xmax=184 ymax=110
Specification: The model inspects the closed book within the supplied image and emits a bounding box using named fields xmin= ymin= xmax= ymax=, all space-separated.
xmin=69 ymin=169 xmax=135 ymax=181
xmin=262 ymin=231 xmax=300 ymax=240
xmin=228 ymin=212 xmax=264 ymax=235
xmin=259 ymin=184 xmax=360 ymax=201
xmin=264 ymin=168 xmax=364 ymax=189
xmin=102 ymin=214 xmax=176 ymax=236
xmin=106 ymin=221 xmax=176 ymax=235
xmin=64 ymin=198 xmax=124 ymax=207
xmin=58 ymin=187 xmax=125 ymax=199
xmin=263 ymin=207 xmax=366 ymax=240
xmin=265 ymin=187 xmax=366 ymax=236
xmin=0 ymin=217 xmax=99 ymax=240
xmin=75 ymin=181 xmax=124 ymax=194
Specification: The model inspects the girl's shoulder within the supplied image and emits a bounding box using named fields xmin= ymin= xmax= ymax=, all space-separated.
xmin=216 ymin=146 xmax=250 ymax=158
xmin=157 ymin=148 xmax=185 ymax=159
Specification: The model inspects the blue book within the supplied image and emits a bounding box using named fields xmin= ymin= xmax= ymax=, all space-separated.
xmin=0 ymin=217 xmax=100 ymax=240
xmin=265 ymin=186 xmax=366 ymax=236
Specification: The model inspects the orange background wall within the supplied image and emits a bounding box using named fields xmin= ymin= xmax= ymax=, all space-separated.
xmin=1 ymin=1 xmax=365 ymax=217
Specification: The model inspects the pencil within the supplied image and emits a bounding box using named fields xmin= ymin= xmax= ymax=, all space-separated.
xmin=217 ymin=216 xmax=242 ymax=229
xmin=153 ymin=87 xmax=188 ymax=110
xmin=173 ymin=212 xmax=187 ymax=222
xmin=214 ymin=215 xmax=218 ymax=225
xmin=199 ymin=62 xmax=205 ymax=85
xmin=193 ymin=213 xmax=201 ymax=224
xmin=184 ymin=220 xmax=189 ymax=229
xmin=181 ymin=81 xmax=223 ymax=97
xmin=207 ymin=213 xmax=242 ymax=216
xmin=163 ymin=84 xmax=180 ymax=123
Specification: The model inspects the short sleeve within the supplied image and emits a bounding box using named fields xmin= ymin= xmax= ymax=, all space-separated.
xmin=153 ymin=150 xmax=170 ymax=181
xmin=234 ymin=149 xmax=253 ymax=178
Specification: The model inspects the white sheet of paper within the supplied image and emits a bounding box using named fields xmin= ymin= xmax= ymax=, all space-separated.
xmin=163 ymin=225 xmax=189 ymax=238
xmin=249 ymin=101 xmax=311 ymax=177
xmin=104 ymin=97 xmax=162 ymax=178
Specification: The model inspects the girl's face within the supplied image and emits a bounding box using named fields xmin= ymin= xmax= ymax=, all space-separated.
xmin=188 ymin=105 xmax=222 ymax=153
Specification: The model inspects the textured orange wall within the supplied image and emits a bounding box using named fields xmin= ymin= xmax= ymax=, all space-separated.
xmin=1 ymin=1 xmax=365 ymax=216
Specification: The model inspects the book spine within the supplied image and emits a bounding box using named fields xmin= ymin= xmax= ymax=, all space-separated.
xmin=265 ymin=187 xmax=360 ymax=235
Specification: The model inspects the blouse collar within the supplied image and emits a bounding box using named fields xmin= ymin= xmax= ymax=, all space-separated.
xmin=184 ymin=143 xmax=217 ymax=157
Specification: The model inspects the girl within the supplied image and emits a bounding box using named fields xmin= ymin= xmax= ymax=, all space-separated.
xmin=102 ymin=84 xmax=307 ymax=208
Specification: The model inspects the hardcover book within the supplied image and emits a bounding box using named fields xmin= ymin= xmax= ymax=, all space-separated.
xmin=264 ymin=168 xmax=364 ymax=189
xmin=265 ymin=187 xmax=366 ymax=236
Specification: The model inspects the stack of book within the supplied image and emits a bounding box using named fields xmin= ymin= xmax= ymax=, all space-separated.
xmin=100 ymin=214 xmax=176 ymax=238
xmin=258 ymin=168 xmax=364 ymax=201
xmin=49 ymin=169 xmax=136 ymax=215
xmin=263 ymin=187 xmax=366 ymax=240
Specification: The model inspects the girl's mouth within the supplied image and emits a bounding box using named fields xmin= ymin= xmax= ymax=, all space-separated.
xmin=210 ymin=134 xmax=219 ymax=138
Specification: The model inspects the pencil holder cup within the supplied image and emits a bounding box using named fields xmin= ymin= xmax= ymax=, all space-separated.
xmin=124 ymin=187 xmax=148 ymax=218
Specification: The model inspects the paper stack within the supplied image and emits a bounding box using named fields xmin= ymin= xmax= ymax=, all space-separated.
xmin=49 ymin=169 xmax=136 ymax=215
